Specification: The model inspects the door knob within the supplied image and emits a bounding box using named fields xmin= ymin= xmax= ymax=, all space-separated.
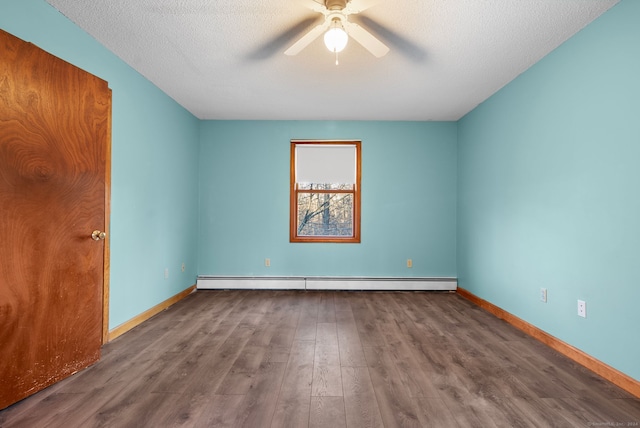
xmin=91 ymin=230 xmax=106 ymax=241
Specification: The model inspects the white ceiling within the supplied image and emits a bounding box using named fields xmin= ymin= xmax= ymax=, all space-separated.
xmin=45 ymin=0 xmax=618 ymax=121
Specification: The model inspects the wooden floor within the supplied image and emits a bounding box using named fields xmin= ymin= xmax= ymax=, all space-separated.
xmin=1 ymin=290 xmax=639 ymax=427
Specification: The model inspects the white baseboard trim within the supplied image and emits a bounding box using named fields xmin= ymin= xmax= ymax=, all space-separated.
xmin=197 ymin=276 xmax=457 ymax=291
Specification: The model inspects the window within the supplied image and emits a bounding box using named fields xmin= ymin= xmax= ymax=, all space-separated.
xmin=290 ymin=141 xmax=361 ymax=243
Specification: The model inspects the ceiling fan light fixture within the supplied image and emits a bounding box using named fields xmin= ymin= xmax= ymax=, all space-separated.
xmin=324 ymin=26 xmax=348 ymax=53
xmin=284 ymin=0 xmax=389 ymax=60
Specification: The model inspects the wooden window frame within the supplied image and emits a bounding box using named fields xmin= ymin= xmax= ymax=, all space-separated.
xmin=290 ymin=140 xmax=361 ymax=243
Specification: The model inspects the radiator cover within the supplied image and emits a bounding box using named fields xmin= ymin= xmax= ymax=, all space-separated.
xmin=196 ymin=276 xmax=457 ymax=291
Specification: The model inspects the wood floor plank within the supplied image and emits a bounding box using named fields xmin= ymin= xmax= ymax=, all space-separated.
xmin=437 ymin=389 xmax=504 ymax=428
xmin=342 ymin=366 xmax=384 ymax=428
xmin=310 ymin=396 xmax=347 ymax=428
xmin=317 ymin=292 xmax=337 ymax=323
xmin=108 ymin=389 xmax=223 ymax=427
xmin=262 ymin=345 xmax=292 ymax=364
xmin=509 ymin=396 xmax=583 ymax=427
xmin=160 ymin=324 xmax=256 ymax=395
xmin=349 ymin=295 xmax=386 ymax=348
xmin=365 ymin=293 xmax=412 ymax=341
xmin=245 ymin=319 xmax=277 ymax=348
xmin=393 ymin=293 xmax=448 ymax=339
xmin=312 ymin=364 xmax=344 ymax=398
xmin=336 ymin=310 xmax=368 ymax=368
xmin=269 ymin=306 xmax=300 ymax=349
xmin=612 ymin=398 xmax=640 ymax=421
xmin=164 ymin=297 xmax=274 ymax=398
xmin=193 ymin=394 xmax=247 ymax=428
xmin=363 ymin=346 xmax=421 ymax=428
xmin=489 ymin=340 xmax=579 ymax=399
xmin=380 ymin=293 xmax=433 ymax=347
xmin=0 ymin=392 xmax=89 ymax=428
xmin=2 ymin=290 xmax=639 ymax=428
xmin=473 ymin=354 xmax=540 ymax=399
xmin=312 ymin=323 xmax=343 ymax=397
xmin=413 ymin=342 xmax=473 ymax=396
xmin=359 ymin=301 xmax=388 ymax=348
xmin=270 ymin=340 xmax=315 ymax=428
xmin=548 ymin=397 xmax=608 ymax=426
xmin=564 ymin=396 xmax=640 ymax=426
xmin=233 ymin=361 xmax=286 ymax=428
xmin=66 ymin=352 xmax=199 ymax=427
xmin=295 ymin=295 xmax=320 ymax=341
xmin=215 ymin=344 xmax=268 ymax=395
xmin=414 ymin=397 xmax=460 ymax=428
xmin=333 ymin=292 xmax=354 ymax=313
xmin=149 ymin=301 xmax=272 ymax=394
xmin=315 ymin=323 xmax=340 ymax=366
xmin=245 ymin=299 xmax=295 ymax=365
xmin=509 ymin=338 xmax=637 ymax=403
xmin=386 ymin=339 xmax=441 ymax=398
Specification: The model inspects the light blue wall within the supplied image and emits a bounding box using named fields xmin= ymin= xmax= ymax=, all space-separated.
xmin=198 ymin=121 xmax=457 ymax=277
xmin=1 ymin=0 xmax=201 ymax=329
xmin=458 ymin=0 xmax=639 ymax=380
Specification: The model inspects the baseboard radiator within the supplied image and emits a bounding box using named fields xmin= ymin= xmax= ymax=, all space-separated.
xmin=197 ymin=276 xmax=457 ymax=291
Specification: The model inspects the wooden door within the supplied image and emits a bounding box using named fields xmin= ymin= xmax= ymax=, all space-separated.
xmin=0 ymin=29 xmax=111 ymax=410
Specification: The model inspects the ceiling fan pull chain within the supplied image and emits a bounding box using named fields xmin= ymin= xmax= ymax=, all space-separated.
xmin=335 ymin=50 xmax=339 ymax=65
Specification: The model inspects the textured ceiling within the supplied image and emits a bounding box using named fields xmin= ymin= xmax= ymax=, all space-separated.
xmin=45 ymin=0 xmax=618 ymax=121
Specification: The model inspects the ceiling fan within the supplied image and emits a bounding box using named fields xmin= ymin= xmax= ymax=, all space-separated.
xmin=284 ymin=0 xmax=389 ymax=61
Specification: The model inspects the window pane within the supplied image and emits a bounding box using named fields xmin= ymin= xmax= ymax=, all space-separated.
xmin=296 ymin=145 xmax=356 ymax=184
xmin=297 ymin=192 xmax=353 ymax=237
xmin=297 ymin=183 xmax=354 ymax=191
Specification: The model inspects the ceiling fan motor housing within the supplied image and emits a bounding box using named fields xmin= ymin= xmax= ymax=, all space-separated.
xmin=325 ymin=0 xmax=347 ymax=11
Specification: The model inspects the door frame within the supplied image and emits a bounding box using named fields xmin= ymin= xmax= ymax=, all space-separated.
xmin=102 ymin=104 xmax=112 ymax=344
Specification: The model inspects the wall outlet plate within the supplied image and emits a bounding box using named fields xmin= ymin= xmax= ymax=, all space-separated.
xmin=577 ymin=300 xmax=587 ymax=318
xmin=540 ymin=288 xmax=547 ymax=303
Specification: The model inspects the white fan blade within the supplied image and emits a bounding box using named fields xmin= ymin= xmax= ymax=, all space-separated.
xmin=343 ymin=21 xmax=389 ymax=57
xmin=344 ymin=0 xmax=382 ymax=14
xmin=285 ymin=21 xmax=330 ymax=56
xmin=299 ymin=0 xmax=326 ymax=13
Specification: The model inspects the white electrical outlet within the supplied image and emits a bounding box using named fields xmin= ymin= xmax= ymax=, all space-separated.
xmin=407 ymin=259 xmax=412 ymax=268
xmin=577 ymin=300 xmax=586 ymax=318
xmin=164 ymin=268 xmax=169 ymax=279
xmin=265 ymin=258 xmax=271 ymax=267
xmin=181 ymin=263 xmax=185 ymax=272
xmin=540 ymin=288 xmax=547 ymax=303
